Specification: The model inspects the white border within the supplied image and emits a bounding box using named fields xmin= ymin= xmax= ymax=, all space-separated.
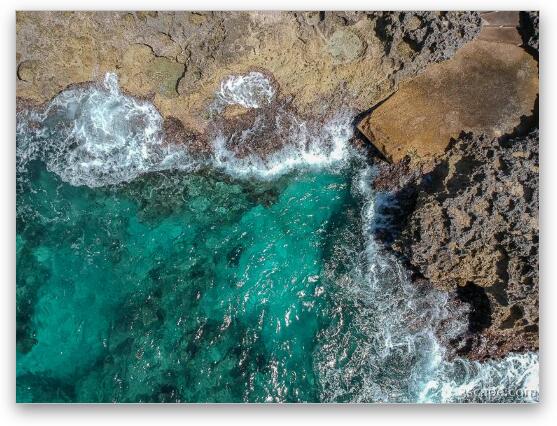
xmin=2 ymin=1 xmax=555 ymax=425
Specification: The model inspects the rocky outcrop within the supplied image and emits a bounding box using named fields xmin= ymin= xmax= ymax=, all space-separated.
xmin=365 ymin=11 xmax=539 ymax=361
xmin=376 ymin=129 xmax=539 ymax=360
xmin=370 ymin=11 xmax=481 ymax=83
xmin=16 ymin=11 xmax=481 ymax=139
xmin=16 ymin=10 xmax=539 ymax=364
xmin=357 ymin=12 xmax=538 ymax=163
xmin=119 ymin=44 xmax=185 ymax=98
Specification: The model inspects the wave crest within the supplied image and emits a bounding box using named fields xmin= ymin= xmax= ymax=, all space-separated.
xmin=17 ymin=72 xmax=354 ymax=186
xmin=17 ymin=73 xmax=190 ymax=187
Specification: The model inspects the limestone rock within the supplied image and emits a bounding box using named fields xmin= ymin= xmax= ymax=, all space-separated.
xmin=303 ymin=11 xmax=321 ymax=26
xmin=222 ymin=104 xmax=251 ymax=120
xmin=143 ymin=32 xmax=182 ymax=59
xmin=358 ymin=38 xmax=538 ymax=162
xmin=478 ymin=26 xmax=523 ymax=45
xmin=369 ymin=11 xmax=482 ymax=80
xmin=16 ymin=11 xmax=481 ymax=136
xmin=326 ymin=29 xmax=365 ymax=63
xmin=119 ymin=44 xmax=185 ymax=98
xmin=480 ymin=11 xmax=520 ymax=27
xmin=17 ymin=60 xmax=39 ymax=82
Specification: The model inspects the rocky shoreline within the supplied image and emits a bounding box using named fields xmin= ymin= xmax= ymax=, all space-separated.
xmin=372 ymin=128 xmax=539 ymax=360
xmin=16 ymin=11 xmax=539 ymax=362
xmin=16 ymin=12 xmax=482 ymax=133
xmin=365 ymin=11 xmax=539 ymax=361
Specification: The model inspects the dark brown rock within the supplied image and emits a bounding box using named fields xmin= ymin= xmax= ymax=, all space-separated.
xmin=390 ymin=130 xmax=539 ymax=360
xmin=162 ymin=116 xmax=209 ymax=156
xmin=208 ymin=100 xmax=307 ymax=160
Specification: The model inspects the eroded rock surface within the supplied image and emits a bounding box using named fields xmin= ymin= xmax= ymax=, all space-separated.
xmin=368 ymin=13 xmax=539 ymax=361
xmin=358 ymin=12 xmax=538 ymax=162
xmin=16 ymin=10 xmax=539 ymax=364
xmin=386 ymin=130 xmax=539 ymax=359
xmin=371 ymin=11 xmax=481 ymax=83
xmin=16 ymin=11 xmax=481 ymax=138
xmin=358 ymin=41 xmax=538 ymax=162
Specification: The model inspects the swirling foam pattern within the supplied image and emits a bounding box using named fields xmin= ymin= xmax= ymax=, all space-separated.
xmin=215 ymin=71 xmax=275 ymax=109
xmin=17 ymin=73 xmax=190 ymax=187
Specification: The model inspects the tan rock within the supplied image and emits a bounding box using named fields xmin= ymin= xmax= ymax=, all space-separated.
xmin=326 ymin=29 xmax=365 ymax=63
xmin=119 ymin=44 xmax=185 ymax=98
xmin=395 ymin=39 xmax=416 ymax=60
xmin=17 ymin=60 xmax=39 ymax=82
xmin=480 ymin=11 xmax=520 ymax=27
xmin=136 ymin=11 xmax=158 ymax=21
xmin=222 ymin=104 xmax=251 ymax=120
xmin=303 ymin=12 xmax=321 ymax=26
xmin=188 ymin=12 xmax=208 ymax=26
xmin=144 ymin=32 xmax=182 ymax=59
xmin=15 ymin=12 xmax=392 ymax=134
xmin=478 ymin=26 xmax=523 ymax=45
xmin=406 ymin=15 xmax=422 ymax=31
xmin=15 ymin=11 xmax=480 ymax=137
xmin=358 ymin=39 xmax=538 ymax=162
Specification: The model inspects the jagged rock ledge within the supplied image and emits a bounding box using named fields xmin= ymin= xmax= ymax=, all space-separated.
xmin=376 ymin=130 xmax=539 ymax=360
xmin=365 ymin=11 xmax=539 ymax=361
xmin=17 ymin=11 xmax=481 ymax=138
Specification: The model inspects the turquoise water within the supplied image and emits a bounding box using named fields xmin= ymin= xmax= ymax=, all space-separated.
xmin=16 ymin=73 xmax=539 ymax=403
xmin=17 ymin=159 xmax=362 ymax=402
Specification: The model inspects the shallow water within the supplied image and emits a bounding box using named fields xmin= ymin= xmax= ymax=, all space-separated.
xmin=16 ymin=73 xmax=539 ymax=403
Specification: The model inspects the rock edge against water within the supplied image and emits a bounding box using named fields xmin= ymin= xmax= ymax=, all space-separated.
xmin=16 ymin=11 xmax=481 ymax=135
xmin=380 ymin=130 xmax=539 ymax=360
xmin=369 ymin=11 xmax=539 ymax=360
xmin=16 ymin=11 xmax=539 ymax=362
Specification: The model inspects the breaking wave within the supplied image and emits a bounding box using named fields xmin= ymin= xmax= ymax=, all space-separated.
xmin=212 ymin=112 xmax=353 ymax=179
xmin=16 ymin=73 xmax=191 ymax=187
xmin=17 ymin=72 xmax=353 ymax=186
xmin=315 ymin=167 xmax=539 ymax=403
xmin=421 ymin=351 xmax=539 ymax=403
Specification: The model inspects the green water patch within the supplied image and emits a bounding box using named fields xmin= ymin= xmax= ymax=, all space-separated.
xmin=16 ymin=161 xmax=360 ymax=402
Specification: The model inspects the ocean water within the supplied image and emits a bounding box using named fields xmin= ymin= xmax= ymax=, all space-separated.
xmin=16 ymin=73 xmax=539 ymax=403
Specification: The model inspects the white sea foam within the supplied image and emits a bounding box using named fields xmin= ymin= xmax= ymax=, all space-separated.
xmin=17 ymin=72 xmax=354 ymax=186
xmin=211 ymin=112 xmax=354 ymax=179
xmin=209 ymin=71 xmax=355 ymax=178
xmin=420 ymin=351 xmax=539 ymax=403
xmin=215 ymin=71 xmax=275 ymax=109
xmin=17 ymin=73 xmax=193 ymax=187
xmin=16 ymin=72 xmax=539 ymax=402
xmin=315 ymin=167 xmax=539 ymax=403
